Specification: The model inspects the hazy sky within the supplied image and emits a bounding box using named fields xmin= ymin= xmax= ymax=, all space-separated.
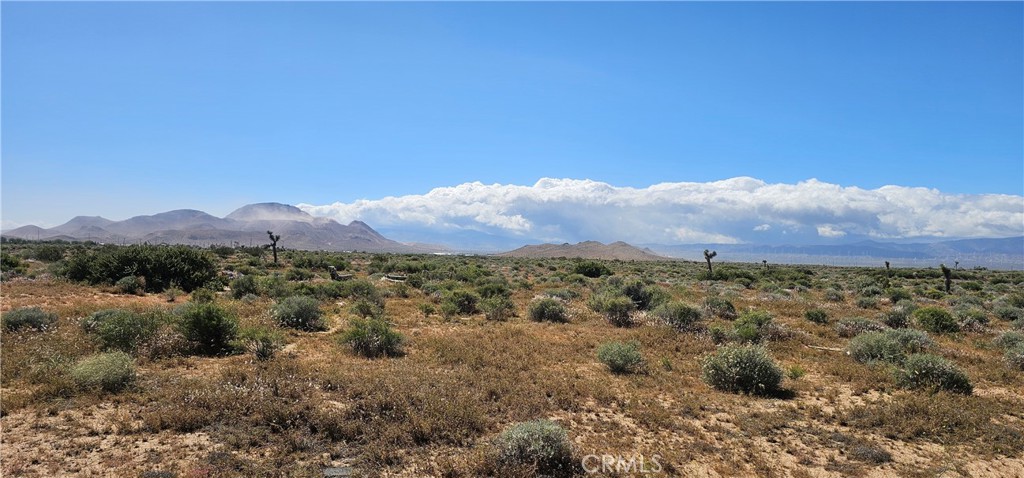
xmin=2 ymin=2 xmax=1022 ymax=243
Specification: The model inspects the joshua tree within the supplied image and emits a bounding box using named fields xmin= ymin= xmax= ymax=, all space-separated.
xmin=762 ymin=259 xmax=768 ymax=271
xmin=954 ymin=260 xmax=960 ymax=271
xmin=885 ymin=261 xmax=891 ymax=278
xmin=703 ymin=249 xmax=717 ymax=277
xmin=267 ymin=231 xmax=281 ymax=264
xmin=940 ymin=263 xmax=952 ymax=294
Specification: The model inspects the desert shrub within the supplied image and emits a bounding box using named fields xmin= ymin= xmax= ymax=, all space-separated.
xmin=545 ymin=288 xmax=581 ymax=301
xmin=573 ymin=260 xmax=611 ymax=278
xmin=480 ymin=296 xmax=516 ymax=321
xmin=913 ymin=307 xmax=959 ymax=334
xmin=1005 ymin=344 xmax=1024 ymax=371
xmin=836 ymin=317 xmax=885 ymax=338
xmin=528 ymin=298 xmax=568 ymax=323
xmin=164 ymin=286 xmax=184 ymax=303
xmin=442 ymin=289 xmax=480 ymax=316
xmin=654 ymin=301 xmax=703 ymax=331
xmin=61 ymin=244 xmax=216 ymax=292
xmin=994 ymin=306 xmax=1024 ymax=322
xmin=176 ymin=303 xmax=239 ymax=356
xmin=31 ymin=244 xmax=66 ymax=262
xmin=85 ymin=309 xmax=161 ymax=353
xmin=341 ymin=317 xmax=404 ymax=358
xmin=494 ymin=420 xmax=575 ymax=477
xmin=993 ymin=331 xmax=1024 ymax=350
xmin=476 ymin=278 xmax=512 ymax=299
xmin=351 ymin=299 xmax=384 ymax=319
xmin=273 ymin=296 xmax=326 ymax=331
xmin=804 ymin=308 xmax=829 ymax=324
xmin=856 ymin=297 xmax=878 ymax=309
xmin=734 ymin=310 xmax=773 ymax=343
xmin=116 ymin=275 xmax=146 ymax=295
xmin=237 ymin=327 xmax=284 ymax=361
xmin=887 ymin=288 xmax=913 ymax=303
xmin=824 ymin=288 xmax=845 ymax=302
xmin=258 ymin=274 xmax=292 ymax=299
xmin=589 ymin=293 xmax=635 ymax=327
xmin=285 ymin=267 xmax=314 ymax=281
xmin=859 ymin=285 xmax=883 ymax=297
xmin=230 ymin=275 xmax=259 ymax=299
xmin=190 ymin=287 xmax=217 ymax=303
xmin=70 ymin=352 xmax=136 ymax=393
xmin=954 ymin=307 xmax=989 ymax=331
xmin=882 ymin=308 xmax=911 ymax=329
xmin=2 ymin=307 xmax=58 ymax=332
xmin=703 ymin=296 xmax=737 ymax=319
xmin=620 ymin=278 xmax=668 ymax=311
xmin=701 ymin=345 xmax=782 ymax=395
xmin=895 ymin=354 xmax=972 ymax=395
xmin=848 ymin=329 xmax=932 ymax=364
xmin=596 ymin=341 xmax=645 ymax=374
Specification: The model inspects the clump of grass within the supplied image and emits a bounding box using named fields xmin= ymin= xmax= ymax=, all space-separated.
xmin=913 ymin=306 xmax=959 ymax=334
xmin=237 ymin=327 xmax=284 ymax=361
xmin=653 ymin=301 xmax=702 ymax=331
xmin=527 ymin=298 xmax=568 ymax=323
xmin=70 ymin=352 xmax=136 ymax=392
xmin=493 ymin=420 xmax=575 ymax=477
xmin=993 ymin=331 xmax=1024 ymax=350
xmin=2 ymin=307 xmax=58 ymax=332
xmin=1005 ymin=344 xmax=1024 ymax=371
xmin=701 ymin=345 xmax=783 ymax=395
xmin=895 ymin=353 xmax=972 ymax=395
xmin=273 ymin=295 xmax=326 ymax=331
xmin=596 ymin=341 xmax=645 ymax=374
xmin=340 ymin=317 xmax=404 ymax=358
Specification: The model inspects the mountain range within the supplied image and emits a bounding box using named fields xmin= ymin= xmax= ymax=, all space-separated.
xmin=4 ymin=204 xmax=1022 ymax=269
xmin=1 ymin=203 xmax=438 ymax=253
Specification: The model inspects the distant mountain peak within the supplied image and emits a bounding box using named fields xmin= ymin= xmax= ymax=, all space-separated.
xmin=226 ymin=203 xmax=313 ymax=222
xmin=498 ymin=240 xmax=667 ymax=261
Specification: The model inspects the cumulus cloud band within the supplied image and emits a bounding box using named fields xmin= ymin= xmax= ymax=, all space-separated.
xmin=298 ymin=177 xmax=1024 ymax=245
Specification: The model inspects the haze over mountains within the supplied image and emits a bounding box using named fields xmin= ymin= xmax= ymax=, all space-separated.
xmin=2 ymin=203 xmax=434 ymax=253
xmin=3 ymin=202 xmax=1022 ymax=269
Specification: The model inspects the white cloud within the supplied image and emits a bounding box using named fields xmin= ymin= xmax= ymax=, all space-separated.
xmin=298 ymin=177 xmax=1024 ymax=246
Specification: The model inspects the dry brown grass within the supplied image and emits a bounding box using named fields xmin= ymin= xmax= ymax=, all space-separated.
xmin=2 ymin=256 xmax=1023 ymax=477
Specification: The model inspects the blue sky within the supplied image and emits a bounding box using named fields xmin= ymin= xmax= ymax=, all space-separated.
xmin=2 ymin=2 xmax=1022 ymax=244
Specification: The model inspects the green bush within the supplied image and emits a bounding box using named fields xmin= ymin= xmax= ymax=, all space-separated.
xmin=231 ymin=275 xmax=259 ymax=299
xmin=804 ymin=308 xmax=829 ymax=324
xmin=351 ymin=298 xmax=384 ymax=319
xmin=887 ymin=288 xmax=913 ymax=304
xmin=237 ymin=327 xmax=284 ymax=362
xmin=176 ymin=303 xmax=239 ymax=355
xmin=913 ymin=307 xmax=959 ymax=334
xmin=848 ymin=329 xmax=932 ymax=364
xmin=835 ymin=317 xmax=885 ymax=338
xmin=589 ymin=293 xmax=635 ymax=327
xmin=734 ymin=310 xmax=773 ymax=343
xmin=442 ymin=289 xmax=480 ymax=316
xmin=895 ymin=354 xmax=972 ymax=395
xmin=341 ymin=317 xmax=404 ymax=358
xmin=573 ymin=260 xmax=611 ymax=278
xmin=116 ymin=275 xmax=146 ymax=295
xmin=856 ymin=297 xmax=878 ymax=309
xmin=2 ymin=307 xmax=58 ymax=331
xmin=61 ymin=244 xmax=216 ymax=292
xmin=654 ymin=301 xmax=703 ymax=331
xmin=190 ymin=287 xmax=217 ymax=303
xmin=994 ymin=306 xmax=1024 ymax=322
xmin=824 ymin=289 xmax=845 ymax=302
xmin=480 ymin=296 xmax=516 ymax=321
xmin=273 ymin=296 xmax=326 ymax=331
xmin=85 ymin=309 xmax=161 ymax=353
xmin=528 ymin=298 xmax=568 ymax=323
xmin=597 ymin=341 xmax=645 ymax=374
xmin=993 ymin=331 xmax=1024 ymax=350
xmin=494 ymin=420 xmax=574 ymax=477
xmin=70 ymin=352 xmax=136 ymax=392
xmin=702 ymin=296 xmax=737 ymax=319
xmin=620 ymin=278 xmax=669 ymax=311
xmin=701 ymin=345 xmax=783 ymax=395
xmin=1005 ymin=344 xmax=1024 ymax=371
